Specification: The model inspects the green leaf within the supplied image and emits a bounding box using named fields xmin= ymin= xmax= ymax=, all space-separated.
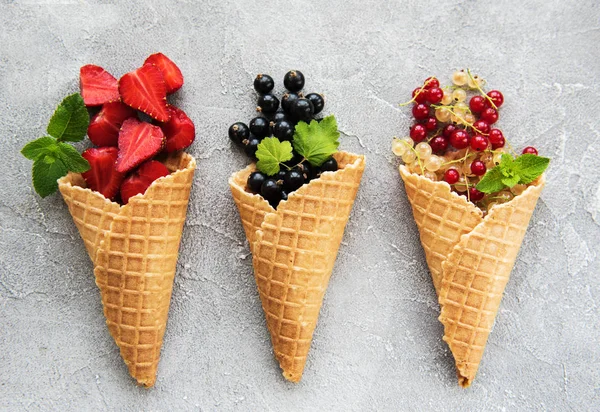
xmin=255 ymin=137 xmax=294 ymax=176
xmin=21 ymin=136 xmax=57 ymax=160
xmin=47 ymin=93 xmax=89 ymax=142
xmin=476 ymin=167 xmax=507 ymax=194
xmin=293 ymin=115 xmax=340 ymax=166
xmin=513 ymin=154 xmax=550 ymax=184
xmin=56 ymin=142 xmax=90 ymax=173
xmin=501 ymin=174 xmax=520 ymax=187
xmin=32 ymin=156 xmax=68 ymax=198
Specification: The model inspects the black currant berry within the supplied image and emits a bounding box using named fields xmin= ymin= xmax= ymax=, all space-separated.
xmin=257 ymin=94 xmax=279 ymax=115
xmin=276 ymin=169 xmax=287 ymax=181
xmin=305 ymin=93 xmax=324 ymax=114
xmin=261 ymin=178 xmax=282 ymax=202
xmin=290 ymin=98 xmax=314 ymax=123
xmin=281 ymin=92 xmax=300 ymax=114
xmin=283 ymin=70 xmax=305 ymax=92
xmin=280 ymin=191 xmax=288 ymax=202
xmin=298 ymin=161 xmax=314 ymax=182
xmin=249 ymin=117 xmax=270 ymax=138
xmin=253 ymin=74 xmax=274 ymax=94
xmin=283 ymin=169 xmax=304 ymax=192
xmin=273 ymin=119 xmax=295 ymax=141
xmin=244 ymin=136 xmax=261 ymax=158
xmin=284 ymin=151 xmax=303 ymax=167
xmin=228 ymin=122 xmax=249 ymax=144
xmin=247 ymin=171 xmax=266 ymax=193
xmin=320 ymin=157 xmax=338 ymax=173
xmin=271 ymin=111 xmax=288 ymax=124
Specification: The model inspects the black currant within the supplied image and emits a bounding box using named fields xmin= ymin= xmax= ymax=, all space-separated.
xmin=284 ymin=151 xmax=303 ymax=167
xmin=228 ymin=122 xmax=249 ymax=144
xmin=257 ymin=94 xmax=279 ymax=115
xmin=283 ymin=70 xmax=305 ymax=92
xmin=283 ymin=169 xmax=304 ymax=192
xmin=273 ymin=119 xmax=295 ymax=141
xmin=247 ymin=171 xmax=266 ymax=193
xmin=320 ymin=157 xmax=338 ymax=173
xmin=261 ymin=178 xmax=282 ymax=202
xmin=271 ymin=111 xmax=288 ymax=124
xmin=253 ymin=74 xmax=274 ymax=94
xmin=290 ymin=98 xmax=314 ymax=123
xmin=244 ymin=136 xmax=261 ymax=158
xmin=276 ymin=169 xmax=287 ymax=181
xmin=281 ymin=92 xmax=300 ymax=114
xmin=280 ymin=191 xmax=288 ymax=202
xmin=305 ymin=93 xmax=324 ymax=114
xmin=249 ymin=117 xmax=270 ymax=138
xmin=298 ymin=161 xmax=314 ymax=182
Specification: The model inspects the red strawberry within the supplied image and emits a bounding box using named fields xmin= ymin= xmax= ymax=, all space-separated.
xmin=144 ymin=53 xmax=184 ymax=94
xmin=159 ymin=105 xmax=195 ymax=152
xmin=88 ymin=101 xmax=137 ymax=147
xmin=120 ymin=160 xmax=170 ymax=204
xmin=81 ymin=147 xmax=125 ymax=200
xmin=116 ymin=118 xmax=165 ymax=173
xmin=80 ymin=65 xmax=120 ymax=106
xmin=119 ymin=64 xmax=170 ymax=122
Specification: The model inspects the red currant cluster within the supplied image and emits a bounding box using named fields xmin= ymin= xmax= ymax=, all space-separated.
xmin=393 ymin=70 xmax=539 ymax=212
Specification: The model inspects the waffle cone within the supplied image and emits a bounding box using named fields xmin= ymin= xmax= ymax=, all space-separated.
xmin=399 ymin=165 xmax=544 ymax=387
xmin=58 ymin=152 xmax=196 ymax=387
xmin=229 ymin=152 xmax=365 ymax=382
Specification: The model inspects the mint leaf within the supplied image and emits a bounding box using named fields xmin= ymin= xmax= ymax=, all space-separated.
xmin=47 ymin=93 xmax=89 ymax=142
xmin=476 ymin=167 xmax=506 ymax=194
xmin=501 ymin=174 xmax=520 ymax=187
xmin=32 ymin=156 xmax=68 ymax=198
xmin=56 ymin=142 xmax=90 ymax=173
xmin=21 ymin=136 xmax=57 ymax=160
xmin=256 ymin=137 xmax=294 ymax=176
xmin=293 ymin=115 xmax=340 ymax=166
xmin=499 ymin=153 xmax=514 ymax=170
xmin=513 ymin=154 xmax=550 ymax=184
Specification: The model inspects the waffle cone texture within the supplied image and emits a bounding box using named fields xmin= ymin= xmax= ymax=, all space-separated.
xmin=229 ymin=152 xmax=365 ymax=382
xmin=58 ymin=152 xmax=196 ymax=387
xmin=399 ymin=165 xmax=545 ymax=387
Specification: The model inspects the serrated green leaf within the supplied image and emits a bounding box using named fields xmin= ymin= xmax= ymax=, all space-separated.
xmin=256 ymin=137 xmax=294 ymax=176
xmin=47 ymin=93 xmax=89 ymax=142
xmin=501 ymin=174 xmax=520 ymax=187
xmin=513 ymin=154 xmax=550 ymax=184
xmin=292 ymin=115 xmax=340 ymax=167
xmin=32 ymin=156 xmax=68 ymax=198
xmin=21 ymin=136 xmax=57 ymax=160
xmin=499 ymin=153 xmax=514 ymax=170
xmin=476 ymin=167 xmax=507 ymax=194
xmin=56 ymin=142 xmax=90 ymax=173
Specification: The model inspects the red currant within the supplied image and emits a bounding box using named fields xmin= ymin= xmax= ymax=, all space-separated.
xmin=412 ymin=88 xmax=427 ymax=104
xmin=412 ymin=103 xmax=430 ymax=120
xmin=472 ymin=119 xmax=490 ymax=135
xmin=442 ymin=124 xmax=457 ymax=138
xmin=427 ymin=87 xmax=444 ymax=104
xmin=491 ymin=136 xmax=505 ymax=149
xmin=469 ymin=187 xmax=485 ymax=202
xmin=487 ymin=90 xmax=504 ymax=107
xmin=444 ymin=169 xmax=460 ymax=184
xmin=470 ymin=160 xmax=487 ymax=176
xmin=481 ymin=107 xmax=499 ymax=124
xmin=470 ymin=134 xmax=489 ymax=151
xmin=450 ymin=129 xmax=470 ymax=149
xmin=522 ymin=146 xmax=538 ymax=155
xmin=424 ymin=76 xmax=439 ymax=89
xmin=430 ymin=136 xmax=449 ymax=154
xmin=410 ymin=124 xmax=427 ymax=142
xmin=469 ymin=95 xmax=487 ymax=113
xmin=424 ymin=117 xmax=438 ymax=131
xmin=488 ymin=129 xmax=505 ymax=149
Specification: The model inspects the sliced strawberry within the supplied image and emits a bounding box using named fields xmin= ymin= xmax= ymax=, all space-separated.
xmin=118 ymin=64 xmax=170 ymax=122
xmin=80 ymin=65 xmax=120 ymax=107
xmin=88 ymin=101 xmax=137 ymax=147
xmin=116 ymin=118 xmax=165 ymax=173
xmin=81 ymin=147 xmax=125 ymax=200
xmin=158 ymin=105 xmax=195 ymax=152
xmin=144 ymin=53 xmax=184 ymax=94
xmin=120 ymin=160 xmax=170 ymax=204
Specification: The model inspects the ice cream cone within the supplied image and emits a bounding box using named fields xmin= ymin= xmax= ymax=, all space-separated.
xmin=399 ymin=165 xmax=545 ymax=387
xmin=229 ymin=152 xmax=365 ymax=382
xmin=58 ymin=152 xmax=196 ymax=387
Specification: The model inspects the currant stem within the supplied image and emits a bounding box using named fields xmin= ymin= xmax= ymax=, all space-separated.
xmin=466 ymin=68 xmax=497 ymax=111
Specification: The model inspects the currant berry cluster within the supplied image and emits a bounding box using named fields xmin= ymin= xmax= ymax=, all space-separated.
xmin=393 ymin=70 xmax=540 ymax=213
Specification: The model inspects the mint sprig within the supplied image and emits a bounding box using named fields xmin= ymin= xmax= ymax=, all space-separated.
xmin=21 ymin=93 xmax=90 ymax=198
xmin=256 ymin=137 xmax=293 ymax=176
xmin=476 ymin=153 xmax=549 ymax=194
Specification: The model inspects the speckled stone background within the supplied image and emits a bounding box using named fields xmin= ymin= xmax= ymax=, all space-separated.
xmin=1 ymin=0 xmax=599 ymax=410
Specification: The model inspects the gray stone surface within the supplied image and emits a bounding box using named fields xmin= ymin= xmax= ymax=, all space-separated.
xmin=1 ymin=0 xmax=599 ymax=410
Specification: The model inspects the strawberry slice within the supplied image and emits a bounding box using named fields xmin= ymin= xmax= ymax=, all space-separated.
xmin=88 ymin=101 xmax=137 ymax=147
xmin=120 ymin=160 xmax=170 ymax=204
xmin=144 ymin=53 xmax=184 ymax=94
xmin=158 ymin=105 xmax=195 ymax=152
xmin=81 ymin=147 xmax=125 ymax=200
xmin=119 ymin=64 xmax=170 ymax=122
xmin=80 ymin=65 xmax=120 ymax=107
xmin=116 ymin=118 xmax=165 ymax=173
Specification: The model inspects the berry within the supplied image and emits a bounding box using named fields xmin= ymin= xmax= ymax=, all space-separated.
xmin=273 ymin=119 xmax=295 ymax=141
xmin=430 ymin=136 xmax=449 ymax=154
xmin=247 ymin=171 xmax=266 ymax=193
xmin=290 ymin=98 xmax=314 ymax=123
xmin=488 ymin=129 xmax=505 ymax=149
xmin=280 ymin=191 xmax=288 ymax=202
xmin=412 ymin=88 xmax=427 ymax=104
xmin=472 ymin=119 xmax=490 ymax=135
xmin=81 ymin=147 xmax=125 ymax=200
xmin=320 ymin=157 xmax=338 ymax=173
xmin=281 ymin=92 xmax=300 ymax=114
xmin=452 ymin=88 xmax=467 ymax=102
xmin=444 ymin=168 xmax=460 ymax=184
xmin=257 ymin=94 xmax=279 ymax=115
xmin=261 ymin=178 xmax=282 ymax=202
xmin=481 ymin=107 xmax=499 ymax=124
xmin=298 ymin=161 xmax=314 ymax=181
xmin=276 ymin=169 xmax=287 ymax=181
xmin=469 ymin=95 xmax=486 ymax=113
xmin=253 ymin=74 xmax=274 ymax=94
xmin=426 ymin=87 xmax=444 ymax=104
xmin=491 ymin=136 xmax=505 ymax=150
xmin=450 ymin=129 xmax=470 ymax=149
xmin=442 ymin=124 xmax=457 ymax=138
xmin=410 ymin=124 xmax=427 ymax=142
xmin=522 ymin=146 xmax=538 ymax=155
xmin=470 ymin=160 xmax=487 ymax=176
xmin=87 ymin=101 xmax=136 ymax=147
xmin=79 ymin=65 xmax=119 ymax=107
xmin=120 ymin=160 xmax=170 ymax=204
xmin=119 ymin=64 xmax=170 ymax=122
xmin=487 ymin=90 xmax=504 ymax=107
xmin=424 ymin=77 xmax=440 ymax=89
xmin=159 ymin=105 xmax=196 ymax=152
xmin=283 ymin=70 xmax=305 ymax=92
xmin=283 ymin=169 xmax=304 ymax=192
xmin=271 ymin=111 xmax=289 ymax=124
xmin=305 ymin=93 xmax=325 ymax=114
xmin=424 ymin=117 xmax=438 ymax=131
xmin=412 ymin=103 xmax=430 ymax=120
xmin=116 ymin=118 xmax=165 ymax=173
xmin=470 ymin=134 xmax=489 ymax=151
xmin=244 ymin=136 xmax=260 ymax=158
xmin=452 ymin=70 xmax=468 ymax=86
xmin=469 ymin=187 xmax=485 ymax=202
xmin=144 ymin=53 xmax=184 ymax=94
xmin=228 ymin=122 xmax=249 ymax=144
xmin=249 ymin=117 xmax=270 ymax=138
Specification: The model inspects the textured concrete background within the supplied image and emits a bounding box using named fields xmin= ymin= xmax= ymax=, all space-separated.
xmin=1 ymin=0 xmax=599 ymax=410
